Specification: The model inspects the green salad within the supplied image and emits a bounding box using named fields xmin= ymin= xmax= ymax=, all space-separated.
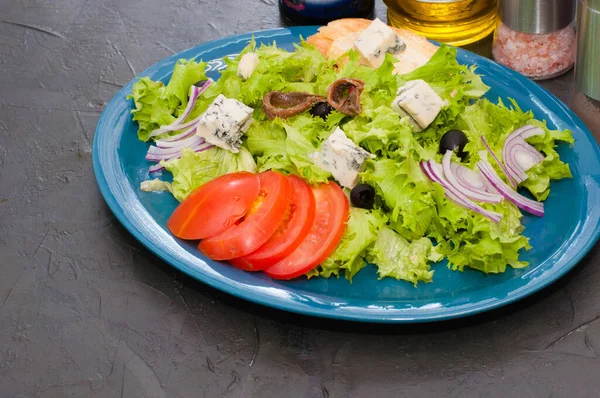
xmin=129 ymin=37 xmax=573 ymax=285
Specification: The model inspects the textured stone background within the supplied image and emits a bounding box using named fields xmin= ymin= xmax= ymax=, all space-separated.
xmin=1 ymin=0 xmax=599 ymax=397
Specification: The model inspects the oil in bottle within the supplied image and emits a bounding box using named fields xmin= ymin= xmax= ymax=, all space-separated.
xmin=384 ymin=0 xmax=498 ymax=46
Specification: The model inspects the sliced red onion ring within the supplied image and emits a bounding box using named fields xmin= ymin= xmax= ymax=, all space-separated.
xmin=477 ymin=158 xmax=544 ymax=217
xmin=502 ymin=138 xmax=540 ymax=183
xmin=451 ymin=162 xmax=497 ymax=195
xmin=146 ymin=142 xmax=211 ymax=162
xmin=501 ymin=125 xmax=544 ymax=183
xmin=155 ymin=134 xmax=204 ymax=149
xmin=481 ymin=135 xmax=517 ymax=188
xmin=157 ymin=125 xmax=197 ymax=143
xmin=442 ymin=151 xmax=504 ymax=204
xmin=147 ymin=86 xmax=200 ymax=138
xmin=147 ymin=79 xmax=213 ymax=139
xmin=421 ymin=160 xmax=503 ymax=223
xmin=513 ymin=136 xmax=544 ymax=165
xmin=503 ymin=130 xmax=545 ymax=184
xmin=444 ymin=190 xmax=476 ymax=212
xmin=148 ymin=144 xmax=214 ymax=173
xmin=159 ymin=111 xmax=202 ymax=132
xmin=450 ymin=163 xmax=484 ymax=189
xmin=149 ymin=163 xmax=166 ymax=173
xmin=147 ymin=136 xmax=205 ymax=155
xmin=147 ymin=145 xmax=184 ymax=156
xmin=422 ymin=162 xmax=479 ymax=209
xmin=174 ymin=85 xmax=201 ymax=124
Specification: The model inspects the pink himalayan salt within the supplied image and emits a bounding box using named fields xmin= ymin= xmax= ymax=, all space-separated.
xmin=492 ymin=22 xmax=576 ymax=80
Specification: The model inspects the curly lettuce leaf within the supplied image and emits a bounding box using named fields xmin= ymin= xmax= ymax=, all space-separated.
xmin=160 ymin=147 xmax=256 ymax=202
xmin=336 ymin=51 xmax=399 ymax=109
xmin=245 ymin=115 xmax=338 ymax=184
xmin=128 ymin=77 xmax=177 ymax=141
xmin=456 ymin=98 xmax=573 ymax=200
xmin=167 ymin=59 xmax=209 ymax=112
xmin=360 ymin=157 xmax=437 ymax=241
xmin=520 ymin=120 xmax=573 ymax=200
xmin=245 ymin=120 xmax=294 ymax=173
xmin=128 ymin=59 xmax=207 ymax=141
xmin=280 ymin=118 xmax=334 ymax=184
xmin=214 ymin=39 xmax=336 ymax=113
xmin=361 ymin=153 xmax=531 ymax=275
xmin=428 ymin=181 xmax=531 ymax=273
xmin=307 ymin=208 xmax=388 ymax=281
xmin=399 ymin=45 xmax=489 ymax=99
xmin=366 ymin=227 xmax=439 ymax=286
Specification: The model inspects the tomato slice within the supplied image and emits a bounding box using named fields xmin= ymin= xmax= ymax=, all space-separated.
xmin=264 ymin=181 xmax=349 ymax=280
xmin=198 ymin=171 xmax=292 ymax=260
xmin=167 ymin=172 xmax=260 ymax=240
xmin=229 ymin=175 xmax=316 ymax=271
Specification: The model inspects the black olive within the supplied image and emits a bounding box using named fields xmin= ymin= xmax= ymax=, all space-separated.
xmin=439 ymin=129 xmax=469 ymax=160
xmin=309 ymin=102 xmax=333 ymax=120
xmin=194 ymin=79 xmax=208 ymax=87
xmin=350 ymin=184 xmax=376 ymax=210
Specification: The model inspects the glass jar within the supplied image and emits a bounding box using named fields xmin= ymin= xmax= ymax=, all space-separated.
xmin=383 ymin=0 xmax=498 ymax=46
xmin=492 ymin=22 xmax=576 ymax=80
xmin=492 ymin=0 xmax=577 ymax=80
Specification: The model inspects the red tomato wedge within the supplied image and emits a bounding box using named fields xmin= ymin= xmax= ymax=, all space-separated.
xmin=198 ymin=171 xmax=293 ymax=260
xmin=167 ymin=172 xmax=260 ymax=240
xmin=264 ymin=181 xmax=349 ymax=280
xmin=229 ymin=175 xmax=316 ymax=271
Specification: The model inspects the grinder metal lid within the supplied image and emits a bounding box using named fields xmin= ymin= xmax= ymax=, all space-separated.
xmin=499 ymin=0 xmax=576 ymax=34
xmin=576 ymin=0 xmax=600 ymax=101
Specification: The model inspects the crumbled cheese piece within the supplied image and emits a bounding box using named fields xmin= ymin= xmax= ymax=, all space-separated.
xmin=195 ymin=94 xmax=254 ymax=153
xmin=309 ymin=127 xmax=374 ymax=188
xmin=391 ymin=79 xmax=444 ymax=131
xmin=237 ymin=52 xmax=260 ymax=80
xmin=353 ymin=18 xmax=406 ymax=68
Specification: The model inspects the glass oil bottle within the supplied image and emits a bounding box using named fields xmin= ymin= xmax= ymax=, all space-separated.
xmin=383 ymin=0 xmax=499 ymax=46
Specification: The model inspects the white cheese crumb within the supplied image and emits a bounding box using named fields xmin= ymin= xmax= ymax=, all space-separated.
xmin=353 ymin=18 xmax=406 ymax=69
xmin=237 ymin=52 xmax=260 ymax=80
xmin=391 ymin=79 xmax=445 ymax=131
xmin=309 ymin=127 xmax=374 ymax=188
xmin=195 ymin=94 xmax=254 ymax=153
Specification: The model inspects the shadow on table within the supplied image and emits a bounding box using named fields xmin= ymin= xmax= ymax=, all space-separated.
xmin=174 ymin=257 xmax=587 ymax=335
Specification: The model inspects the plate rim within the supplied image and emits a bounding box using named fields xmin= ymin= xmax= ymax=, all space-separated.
xmin=92 ymin=26 xmax=600 ymax=323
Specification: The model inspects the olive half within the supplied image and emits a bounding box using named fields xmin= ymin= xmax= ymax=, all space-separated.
xmin=309 ymin=102 xmax=333 ymax=120
xmin=350 ymin=184 xmax=375 ymax=210
xmin=439 ymin=129 xmax=468 ymax=160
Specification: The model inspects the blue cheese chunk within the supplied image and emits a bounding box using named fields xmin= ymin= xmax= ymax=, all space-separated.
xmin=353 ymin=18 xmax=406 ymax=69
xmin=195 ymin=94 xmax=254 ymax=153
xmin=391 ymin=79 xmax=444 ymax=131
xmin=237 ymin=52 xmax=259 ymax=80
xmin=309 ymin=127 xmax=374 ymax=188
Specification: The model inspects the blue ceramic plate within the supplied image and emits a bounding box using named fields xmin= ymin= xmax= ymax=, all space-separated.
xmin=93 ymin=27 xmax=600 ymax=323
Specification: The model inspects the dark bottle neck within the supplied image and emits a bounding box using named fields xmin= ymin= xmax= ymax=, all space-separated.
xmin=279 ymin=0 xmax=375 ymax=27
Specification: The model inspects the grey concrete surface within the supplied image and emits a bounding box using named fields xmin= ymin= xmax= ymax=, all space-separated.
xmin=1 ymin=0 xmax=599 ymax=397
